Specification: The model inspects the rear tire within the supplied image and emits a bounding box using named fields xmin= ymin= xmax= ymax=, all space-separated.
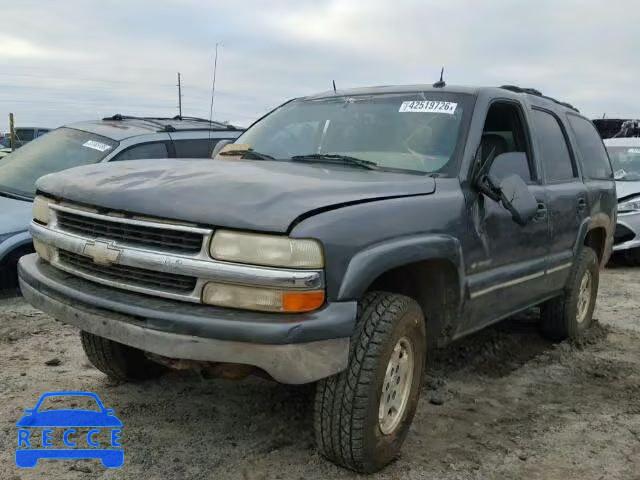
xmin=540 ymin=247 xmax=599 ymax=341
xmin=80 ymin=331 xmax=166 ymax=381
xmin=314 ymin=292 xmax=426 ymax=473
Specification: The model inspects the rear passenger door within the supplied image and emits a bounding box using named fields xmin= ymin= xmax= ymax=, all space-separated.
xmin=566 ymin=115 xmax=617 ymax=260
xmin=530 ymin=107 xmax=587 ymax=290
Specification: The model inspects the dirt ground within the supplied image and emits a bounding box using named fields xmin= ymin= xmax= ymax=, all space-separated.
xmin=1 ymin=267 xmax=639 ymax=480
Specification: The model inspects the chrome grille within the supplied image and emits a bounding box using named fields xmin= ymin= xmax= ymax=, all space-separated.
xmin=56 ymin=209 xmax=204 ymax=253
xmin=58 ymin=250 xmax=197 ymax=293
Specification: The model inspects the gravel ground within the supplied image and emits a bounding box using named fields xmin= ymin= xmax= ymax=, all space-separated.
xmin=1 ymin=267 xmax=639 ymax=480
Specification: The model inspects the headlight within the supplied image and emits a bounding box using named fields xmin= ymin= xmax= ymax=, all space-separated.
xmin=210 ymin=230 xmax=324 ymax=268
xmin=33 ymin=195 xmax=57 ymax=224
xmin=619 ymin=196 xmax=640 ymax=213
xmin=202 ymin=282 xmax=325 ymax=312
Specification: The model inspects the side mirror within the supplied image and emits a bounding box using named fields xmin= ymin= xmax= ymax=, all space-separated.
xmin=473 ymin=151 xmax=538 ymax=225
xmin=495 ymin=174 xmax=538 ymax=225
xmin=211 ymin=139 xmax=233 ymax=159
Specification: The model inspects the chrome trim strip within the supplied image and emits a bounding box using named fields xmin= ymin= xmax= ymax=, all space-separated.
xmin=31 ymin=221 xmax=324 ymax=291
xmin=52 ymin=203 xmax=211 ymax=234
xmin=470 ymin=271 xmax=545 ymax=299
xmin=546 ymin=262 xmax=572 ymax=275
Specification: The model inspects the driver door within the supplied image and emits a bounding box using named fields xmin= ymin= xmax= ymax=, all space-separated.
xmin=462 ymin=101 xmax=550 ymax=333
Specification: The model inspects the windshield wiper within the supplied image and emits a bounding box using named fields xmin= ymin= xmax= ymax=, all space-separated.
xmin=218 ymin=149 xmax=275 ymax=161
xmin=290 ymin=153 xmax=379 ymax=170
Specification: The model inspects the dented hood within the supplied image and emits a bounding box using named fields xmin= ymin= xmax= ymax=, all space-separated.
xmin=36 ymin=158 xmax=436 ymax=232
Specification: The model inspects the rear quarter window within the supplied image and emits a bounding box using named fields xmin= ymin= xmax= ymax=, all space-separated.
xmin=567 ymin=115 xmax=613 ymax=180
xmin=173 ymin=139 xmax=219 ymax=158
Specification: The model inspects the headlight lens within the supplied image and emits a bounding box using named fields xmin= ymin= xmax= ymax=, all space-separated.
xmin=33 ymin=195 xmax=56 ymax=224
xmin=619 ymin=196 xmax=640 ymax=213
xmin=202 ymin=282 xmax=325 ymax=312
xmin=210 ymin=230 xmax=324 ymax=268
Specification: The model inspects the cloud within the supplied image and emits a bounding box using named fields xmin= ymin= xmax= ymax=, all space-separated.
xmin=1 ymin=0 xmax=639 ymax=129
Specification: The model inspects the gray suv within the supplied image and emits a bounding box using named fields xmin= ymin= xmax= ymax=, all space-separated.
xmin=18 ymin=85 xmax=616 ymax=472
xmin=0 ymin=115 xmax=243 ymax=286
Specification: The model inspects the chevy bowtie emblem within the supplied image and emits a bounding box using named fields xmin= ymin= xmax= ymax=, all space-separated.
xmin=83 ymin=240 xmax=121 ymax=266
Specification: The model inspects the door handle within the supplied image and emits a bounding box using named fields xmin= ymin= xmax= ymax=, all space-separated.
xmin=577 ymin=197 xmax=587 ymax=210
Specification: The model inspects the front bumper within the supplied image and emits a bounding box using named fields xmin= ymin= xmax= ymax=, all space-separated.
xmin=613 ymin=211 xmax=640 ymax=252
xmin=18 ymin=254 xmax=355 ymax=384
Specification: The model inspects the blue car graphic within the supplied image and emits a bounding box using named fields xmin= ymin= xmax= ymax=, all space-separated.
xmin=16 ymin=391 xmax=123 ymax=468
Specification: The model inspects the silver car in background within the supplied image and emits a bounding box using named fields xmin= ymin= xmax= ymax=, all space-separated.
xmin=605 ymin=136 xmax=640 ymax=264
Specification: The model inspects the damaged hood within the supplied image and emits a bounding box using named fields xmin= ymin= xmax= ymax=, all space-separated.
xmin=36 ymin=159 xmax=436 ymax=232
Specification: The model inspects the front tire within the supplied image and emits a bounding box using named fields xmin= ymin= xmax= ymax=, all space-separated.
xmin=80 ymin=331 xmax=166 ymax=381
xmin=314 ymin=292 xmax=426 ymax=473
xmin=540 ymin=247 xmax=599 ymax=341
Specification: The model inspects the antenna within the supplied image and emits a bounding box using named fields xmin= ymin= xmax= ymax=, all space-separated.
xmin=433 ymin=67 xmax=446 ymax=88
xmin=177 ymin=72 xmax=183 ymax=117
xmin=208 ymin=43 xmax=221 ymax=155
xmin=332 ymin=80 xmax=337 ymax=93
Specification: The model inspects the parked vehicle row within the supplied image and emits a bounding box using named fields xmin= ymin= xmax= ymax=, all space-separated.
xmin=0 ymin=115 xmax=243 ymax=287
xmin=16 ymin=83 xmax=616 ymax=472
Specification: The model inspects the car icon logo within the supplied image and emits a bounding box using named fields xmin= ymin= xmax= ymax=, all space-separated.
xmin=16 ymin=391 xmax=123 ymax=468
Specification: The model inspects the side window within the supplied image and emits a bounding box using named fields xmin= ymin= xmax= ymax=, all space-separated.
xmin=567 ymin=115 xmax=613 ymax=180
xmin=113 ymin=142 xmax=169 ymax=161
xmin=16 ymin=129 xmax=35 ymax=141
xmin=480 ymin=102 xmax=533 ymax=182
xmin=530 ymin=109 xmax=576 ymax=182
xmin=173 ymin=139 xmax=216 ymax=158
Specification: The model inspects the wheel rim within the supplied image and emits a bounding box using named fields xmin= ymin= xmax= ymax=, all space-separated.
xmin=378 ymin=337 xmax=414 ymax=435
xmin=576 ymin=270 xmax=592 ymax=324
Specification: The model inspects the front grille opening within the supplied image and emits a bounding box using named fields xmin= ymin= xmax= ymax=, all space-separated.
xmin=56 ymin=210 xmax=204 ymax=254
xmin=614 ymin=224 xmax=635 ymax=245
xmin=58 ymin=250 xmax=197 ymax=293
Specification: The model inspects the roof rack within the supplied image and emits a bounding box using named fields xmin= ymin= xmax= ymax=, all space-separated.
xmin=102 ymin=114 xmax=239 ymax=132
xmin=499 ymin=85 xmax=580 ymax=113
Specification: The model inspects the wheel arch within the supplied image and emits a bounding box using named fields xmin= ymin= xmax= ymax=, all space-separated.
xmin=337 ymin=234 xmax=464 ymax=347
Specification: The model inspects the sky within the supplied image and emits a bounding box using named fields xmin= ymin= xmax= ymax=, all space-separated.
xmin=1 ymin=0 xmax=639 ymax=130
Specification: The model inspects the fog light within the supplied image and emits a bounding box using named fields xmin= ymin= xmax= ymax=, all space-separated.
xmin=202 ymin=282 xmax=325 ymax=313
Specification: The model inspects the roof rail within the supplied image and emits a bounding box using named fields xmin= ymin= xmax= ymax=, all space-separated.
xmin=102 ymin=114 xmax=176 ymax=132
xmin=499 ymin=85 xmax=580 ymax=113
xmin=102 ymin=114 xmax=240 ymax=132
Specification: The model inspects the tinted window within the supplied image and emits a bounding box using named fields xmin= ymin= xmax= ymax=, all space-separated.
xmin=568 ymin=115 xmax=613 ymax=180
xmin=114 ymin=142 xmax=168 ymax=161
xmin=173 ymin=139 xmax=217 ymax=158
xmin=16 ymin=129 xmax=35 ymax=141
xmin=0 ymin=128 xmax=117 ymax=196
xmin=531 ymin=109 xmax=575 ymax=182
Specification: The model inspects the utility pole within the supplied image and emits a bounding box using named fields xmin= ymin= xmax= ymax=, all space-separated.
xmin=177 ymin=72 xmax=183 ymax=118
xmin=9 ymin=113 xmax=15 ymax=151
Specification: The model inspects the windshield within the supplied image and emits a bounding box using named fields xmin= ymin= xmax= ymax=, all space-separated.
xmin=238 ymin=92 xmax=472 ymax=174
xmin=0 ymin=127 xmax=118 ymax=197
xmin=607 ymin=146 xmax=640 ymax=181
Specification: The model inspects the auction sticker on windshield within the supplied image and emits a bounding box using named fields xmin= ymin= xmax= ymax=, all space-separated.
xmin=399 ymin=101 xmax=457 ymax=114
xmin=82 ymin=140 xmax=113 ymax=152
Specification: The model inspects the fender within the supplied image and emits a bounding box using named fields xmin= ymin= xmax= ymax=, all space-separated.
xmin=573 ymin=213 xmax=613 ymax=265
xmin=0 ymin=230 xmax=32 ymax=263
xmin=337 ymin=233 xmax=465 ymax=303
